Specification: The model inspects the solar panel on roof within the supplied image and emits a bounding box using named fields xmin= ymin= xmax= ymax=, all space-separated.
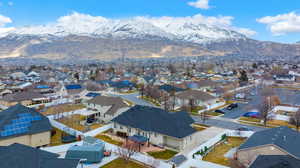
xmin=0 ymin=113 xmax=42 ymax=137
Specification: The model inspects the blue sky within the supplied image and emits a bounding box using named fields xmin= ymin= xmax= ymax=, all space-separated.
xmin=0 ymin=0 xmax=299 ymax=43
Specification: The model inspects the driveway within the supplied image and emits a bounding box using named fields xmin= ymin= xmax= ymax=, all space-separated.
xmin=221 ymin=103 xmax=248 ymax=119
xmin=192 ymin=116 xmax=266 ymax=132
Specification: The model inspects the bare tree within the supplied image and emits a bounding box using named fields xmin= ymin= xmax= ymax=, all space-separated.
xmin=259 ymin=96 xmax=272 ymax=127
xmin=291 ymin=108 xmax=300 ymax=131
xmin=117 ymin=143 xmax=138 ymax=164
xmin=200 ymin=110 xmax=208 ymax=123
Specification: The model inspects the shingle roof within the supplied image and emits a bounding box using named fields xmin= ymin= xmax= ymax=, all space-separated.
xmin=1 ymin=91 xmax=46 ymax=102
xmin=176 ymin=90 xmax=216 ymax=101
xmin=0 ymin=143 xmax=79 ymax=168
xmin=87 ymin=96 xmax=129 ymax=115
xmin=249 ymin=155 xmax=300 ymax=168
xmin=112 ymin=105 xmax=196 ymax=138
xmin=239 ymin=126 xmax=300 ymax=158
xmin=0 ymin=104 xmax=52 ymax=140
xmin=159 ymin=84 xmax=185 ymax=93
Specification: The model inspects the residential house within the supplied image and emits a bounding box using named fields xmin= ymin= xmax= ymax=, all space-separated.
xmin=0 ymin=91 xmax=50 ymax=107
xmin=236 ymin=126 xmax=300 ymax=167
xmin=0 ymin=104 xmax=52 ymax=147
xmin=175 ymin=90 xmax=224 ymax=111
xmin=249 ymin=155 xmax=300 ymax=168
xmin=85 ymin=96 xmax=130 ymax=123
xmin=111 ymin=105 xmax=197 ymax=151
xmin=0 ymin=143 xmax=79 ymax=168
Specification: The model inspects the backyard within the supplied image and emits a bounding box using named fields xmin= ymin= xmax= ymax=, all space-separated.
xmin=203 ymin=137 xmax=246 ymax=166
xmin=101 ymin=158 xmax=146 ymax=168
xmin=95 ymin=134 xmax=123 ymax=146
xmin=56 ymin=114 xmax=103 ymax=132
xmin=42 ymin=103 xmax=85 ymax=115
xmin=49 ymin=128 xmax=75 ymax=146
xmin=147 ymin=149 xmax=178 ymax=160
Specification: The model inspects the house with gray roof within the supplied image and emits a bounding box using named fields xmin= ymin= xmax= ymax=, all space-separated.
xmin=236 ymin=126 xmax=300 ymax=167
xmin=249 ymin=155 xmax=300 ymax=168
xmin=0 ymin=104 xmax=52 ymax=147
xmin=111 ymin=105 xmax=197 ymax=151
xmin=175 ymin=90 xmax=223 ymax=111
xmin=85 ymin=96 xmax=130 ymax=123
xmin=0 ymin=143 xmax=79 ymax=168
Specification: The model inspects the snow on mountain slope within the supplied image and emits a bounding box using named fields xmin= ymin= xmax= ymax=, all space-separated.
xmin=4 ymin=14 xmax=247 ymax=44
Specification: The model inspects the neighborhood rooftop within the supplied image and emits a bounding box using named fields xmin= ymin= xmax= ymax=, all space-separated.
xmin=112 ymin=105 xmax=196 ymax=138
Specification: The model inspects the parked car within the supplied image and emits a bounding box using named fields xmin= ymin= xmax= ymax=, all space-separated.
xmin=86 ymin=117 xmax=96 ymax=124
xmin=215 ymin=109 xmax=225 ymax=114
xmin=226 ymin=103 xmax=238 ymax=110
xmin=237 ymin=127 xmax=252 ymax=131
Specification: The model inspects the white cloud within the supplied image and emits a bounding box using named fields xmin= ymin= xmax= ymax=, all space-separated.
xmin=188 ymin=0 xmax=211 ymax=9
xmin=57 ymin=12 xmax=107 ymax=25
xmin=0 ymin=14 xmax=15 ymax=36
xmin=0 ymin=14 xmax=12 ymax=27
xmin=8 ymin=1 xmax=13 ymax=6
xmin=257 ymin=12 xmax=300 ymax=36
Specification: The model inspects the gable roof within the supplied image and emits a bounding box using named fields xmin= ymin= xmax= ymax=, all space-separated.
xmin=0 ymin=143 xmax=79 ymax=168
xmin=87 ymin=96 xmax=129 ymax=115
xmin=112 ymin=105 xmax=196 ymax=138
xmin=239 ymin=126 xmax=300 ymax=158
xmin=159 ymin=84 xmax=185 ymax=93
xmin=249 ymin=155 xmax=300 ymax=168
xmin=176 ymin=90 xmax=216 ymax=101
xmin=2 ymin=91 xmax=46 ymax=102
xmin=0 ymin=104 xmax=52 ymax=140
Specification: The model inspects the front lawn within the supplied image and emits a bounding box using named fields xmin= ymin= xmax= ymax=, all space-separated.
xmin=95 ymin=134 xmax=123 ymax=146
xmin=238 ymin=117 xmax=261 ymax=123
xmin=101 ymin=158 xmax=146 ymax=168
xmin=147 ymin=149 xmax=178 ymax=160
xmin=203 ymin=137 xmax=246 ymax=166
xmin=206 ymin=111 xmax=223 ymax=116
xmin=239 ymin=117 xmax=296 ymax=128
xmin=140 ymin=96 xmax=161 ymax=106
xmin=192 ymin=124 xmax=207 ymax=131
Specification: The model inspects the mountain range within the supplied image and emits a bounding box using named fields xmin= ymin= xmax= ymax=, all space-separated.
xmin=0 ymin=18 xmax=299 ymax=61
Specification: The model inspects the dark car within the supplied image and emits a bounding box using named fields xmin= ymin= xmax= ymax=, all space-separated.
xmin=215 ymin=109 xmax=225 ymax=114
xmin=226 ymin=103 xmax=238 ymax=110
xmin=86 ymin=117 xmax=95 ymax=124
xmin=237 ymin=127 xmax=252 ymax=131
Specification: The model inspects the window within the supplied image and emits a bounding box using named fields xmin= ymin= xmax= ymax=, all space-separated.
xmin=128 ymin=128 xmax=131 ymax=133
xmin=113 ymin=123 xmax=116 ymax=128
xmin=120 ymin=125 xmax=123 ymax=129
xmin=154 ymin=133 xmax=157 ymax=137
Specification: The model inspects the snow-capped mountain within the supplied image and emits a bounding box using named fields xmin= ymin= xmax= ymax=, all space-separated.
xmin=6 ymin=18 xmax=246 ymax=44
xmin=0 ymin=17 xmax=299 ymax=61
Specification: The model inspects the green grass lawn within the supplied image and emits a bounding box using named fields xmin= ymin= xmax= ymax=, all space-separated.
xmin=147 ymin=149 xmax=178 ymax=160
xmin=101 ymin=158 xmax=146 ymax=168
xmin=95 ymin=134 xmax=123 ymax=146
